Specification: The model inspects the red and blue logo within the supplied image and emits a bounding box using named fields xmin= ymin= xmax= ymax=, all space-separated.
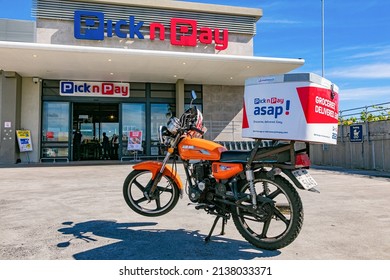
xmin=74 ymin=11 xmax=229 ymax=50
xmin=60 ymin=81 xmax=129 ymax=97
xmin=253 ymin=97 xmax=291 ymax=119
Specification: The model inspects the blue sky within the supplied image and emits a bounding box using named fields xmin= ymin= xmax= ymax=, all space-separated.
xmin=1 ymin=0 xmax=389 ymax=111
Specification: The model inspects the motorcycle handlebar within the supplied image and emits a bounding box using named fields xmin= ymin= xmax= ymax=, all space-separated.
xmin=189 ymin=125 xmax=204 ymax=135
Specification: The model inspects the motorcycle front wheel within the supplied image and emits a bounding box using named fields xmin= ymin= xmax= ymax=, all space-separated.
xmin=232 ymin=172 xmax=303 ymax=250
xmin=123 ymin=170 xmax=180 ymax=217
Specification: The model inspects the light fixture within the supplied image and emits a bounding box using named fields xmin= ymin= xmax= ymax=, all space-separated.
xmin=110 ymin=72 xmax=114 ymax=75
xmin=32 ymin=54 xmax=38 ymax=58
xmin=108 ymin=58 xmax=112 ymax=62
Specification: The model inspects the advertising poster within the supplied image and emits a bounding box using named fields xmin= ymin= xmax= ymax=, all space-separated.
xmin=127 ymin=131 xmax=143 ymax=151
xmin=16 ymin=130 xmax=33 ymax=152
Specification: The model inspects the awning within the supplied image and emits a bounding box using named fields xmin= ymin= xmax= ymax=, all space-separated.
xmin=0 ymin=41 xmax=304 ymax=85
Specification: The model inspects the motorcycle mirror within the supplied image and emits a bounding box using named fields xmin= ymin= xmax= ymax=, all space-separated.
xmin=190 ymin=90 xmax=197 ymax=108
xmin=191 ymin=90 xmax=197 ymax=100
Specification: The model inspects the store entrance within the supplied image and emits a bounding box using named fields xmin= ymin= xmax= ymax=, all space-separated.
xmin=72 ymin=103 xmax=119 ymax=161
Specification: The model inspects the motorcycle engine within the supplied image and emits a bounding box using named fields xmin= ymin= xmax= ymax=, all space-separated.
xmin=189 ymin=161 xmax=213 ymax=202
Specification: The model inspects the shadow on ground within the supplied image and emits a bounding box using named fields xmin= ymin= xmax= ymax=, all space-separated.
xmin=57 ymin=220 xmax=280 ymax=260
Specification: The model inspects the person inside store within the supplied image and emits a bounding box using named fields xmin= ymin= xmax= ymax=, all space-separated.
xmin=102 ymin=132 xmax=110 ymax=160
xmin=111 ymin=134 xmax=119 ymax=160
xmin=73 ymin=129 xmax=82 ymax=160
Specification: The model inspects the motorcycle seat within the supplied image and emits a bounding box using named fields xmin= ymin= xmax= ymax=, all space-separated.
xmin=219 ymin=142 xmax=292 ymax=163
xmin=219 ymin=150 xmax=251 ymax=163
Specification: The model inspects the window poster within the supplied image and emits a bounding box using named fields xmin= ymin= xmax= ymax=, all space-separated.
xmin=16 ymin=130 xmax=33 ymax=152
xmin=127 ymin=131 xmax=143 ymax=151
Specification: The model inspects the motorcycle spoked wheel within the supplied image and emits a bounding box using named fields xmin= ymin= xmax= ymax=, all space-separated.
xmin=231 ymin=172 xmax=303 ymax=250
xmin=123 ymin=170 xmax=180 ymax=217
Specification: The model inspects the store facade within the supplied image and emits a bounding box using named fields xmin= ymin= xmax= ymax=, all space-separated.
xmin=0 ymin=0 xmax=304 ymax=164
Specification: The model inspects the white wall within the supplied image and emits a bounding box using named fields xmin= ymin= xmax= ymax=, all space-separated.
xmin=20 ymin=77 xmax=41 ymax=163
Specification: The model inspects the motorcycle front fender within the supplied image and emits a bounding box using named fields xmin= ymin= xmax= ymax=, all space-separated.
xmin=133 ymin=161 xmax=184 ymax=190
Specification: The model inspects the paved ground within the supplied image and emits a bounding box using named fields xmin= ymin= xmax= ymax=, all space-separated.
xmin=0 ymin=162 xmax=389 ymax=260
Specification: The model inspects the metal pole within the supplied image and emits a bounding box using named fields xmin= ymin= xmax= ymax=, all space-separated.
xmin=321 ymin=0 xmax=325 ymax=77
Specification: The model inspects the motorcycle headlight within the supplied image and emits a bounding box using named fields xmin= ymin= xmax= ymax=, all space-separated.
xmin=166 ymin=117 xmax=181 ymax=135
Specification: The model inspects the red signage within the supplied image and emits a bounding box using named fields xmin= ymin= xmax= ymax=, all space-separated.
xmin=297 ymin=87 xmax=339 ymax=124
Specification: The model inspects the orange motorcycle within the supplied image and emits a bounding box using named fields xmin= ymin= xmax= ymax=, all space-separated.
xmin=123 ymin=91 xmax=318 ymax=250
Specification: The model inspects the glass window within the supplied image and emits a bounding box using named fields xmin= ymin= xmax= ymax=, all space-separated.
xmin=185 ymin=84 xmax=203 ymax=99
xmin=131 ymin=83 xmax=146 ymax=90
xmin=185 ymin=104 xmax=203 ymax=112
xmin=122 ymin=103 xmax=146 ymax=156
xmin=42 ymin=102 xmax=69 ymax=142
xmin=151 ymin=103 xmax=176 ymax=140
xmin=41 ymin=102 xmax=70 ymax=158
xmin=130 ymin=90 xmax=146 ymax=98
xmin=150 ymin=91 xmax=175 ymax=98
xmin=150 ymin=83 xmax=175 ymax=98
xmin=130 ymin=82 xmax=146 ymax=98
xmin=150 ymin=103 xmax=176 ymax=156
xmin=41 ymin=147 xmax=69 ymax=158
xmin=151 ymin=83 xmax=175 ymax=91
xmin=42 ymin=80 xmax=60 ymax=96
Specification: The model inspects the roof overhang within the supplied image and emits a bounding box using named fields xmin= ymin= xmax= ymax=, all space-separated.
xmin=81 ymin=0 xmax=263 ymax=19
xmin=0 ymin=41 xmax=304 ymax=85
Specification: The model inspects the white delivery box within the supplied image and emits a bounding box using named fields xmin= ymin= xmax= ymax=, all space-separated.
xmin=242 ymin=73 xmax=339 ymax=144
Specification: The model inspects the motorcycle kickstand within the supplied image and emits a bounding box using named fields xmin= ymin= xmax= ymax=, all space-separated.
xmin=205 ymin=215 xmax=227 ymax=243
xmin=220 ymin=217 xmax=227 ymax=236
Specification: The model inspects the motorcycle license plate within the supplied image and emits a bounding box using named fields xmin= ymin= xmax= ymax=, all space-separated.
xmin=292 ymin=169 xmax=318 ymax=190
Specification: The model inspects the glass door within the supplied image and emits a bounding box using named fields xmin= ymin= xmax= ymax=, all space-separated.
xmin=72 ymin=103 xmax=119 ymax=160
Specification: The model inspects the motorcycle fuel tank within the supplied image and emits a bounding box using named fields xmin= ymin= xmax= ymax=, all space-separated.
xmin=178 ymin=137 xmax=227 ymax=161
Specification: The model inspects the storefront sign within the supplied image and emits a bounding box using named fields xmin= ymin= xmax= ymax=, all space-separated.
xmin=74 ymin=11 xmax=229 ymax=51
xmin=60 ymin=81 xmax=130 ymax=97
xmin=127 ymin=131 xmax=143 ymax=151
xmin=16 ymin=130 xmax=33 ymax=152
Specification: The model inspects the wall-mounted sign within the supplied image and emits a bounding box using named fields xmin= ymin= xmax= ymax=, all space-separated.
xmin=350 ymin=124 xmax=363 ymax=142
xmin=16 ymin=130 xmax=33 ymax=152
xmin=60 ymin=81 xmax=130 ymax=97
xmin=74 ymin=11 xmax=229 ymax=51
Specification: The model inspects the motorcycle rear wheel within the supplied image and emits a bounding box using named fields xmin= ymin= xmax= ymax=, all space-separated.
xmin=123 ymin=170 xmax=180 ymax=217
xmin=232 ymin=172 xmax=303 ymax=250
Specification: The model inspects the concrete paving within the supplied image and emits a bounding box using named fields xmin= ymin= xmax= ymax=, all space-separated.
xmin=0 ymin=162 xmax=390 ymax=260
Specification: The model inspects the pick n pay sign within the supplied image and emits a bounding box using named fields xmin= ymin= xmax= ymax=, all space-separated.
xmin=60 ymin=81 xmax=130 ymax=97
xmin=74 ymin=11 xmax=229 ymax=51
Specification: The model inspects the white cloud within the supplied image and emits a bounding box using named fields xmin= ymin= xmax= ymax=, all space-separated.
xmin=348 ymin=48 xmax=390 ymax=59
xmin=328 ymin=63 xmax=390 ymax=79
xmin=260 ymin=19 xmax=301 ymax=24
xmin=339 ymin=86 xmax=390 ymax=101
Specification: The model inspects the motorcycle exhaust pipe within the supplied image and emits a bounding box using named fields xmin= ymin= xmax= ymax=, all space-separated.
xmin=275 ymin=203 xmax=291 ymax=215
